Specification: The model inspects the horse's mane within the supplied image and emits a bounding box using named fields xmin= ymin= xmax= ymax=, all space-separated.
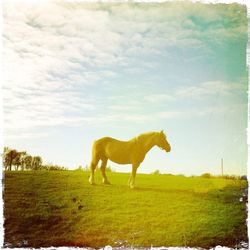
xmin=137 ymin=131 xmax=158 ymax=139
xmin=128 ymin=131 xmax=159 ymax=143
xmin=135 ymin=132 xmax=160 ymax=144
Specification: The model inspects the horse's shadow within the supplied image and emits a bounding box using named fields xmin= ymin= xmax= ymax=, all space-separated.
xmin=90 ymin=183 xmax=167 ymax=193
xmin=90 ymin=182 xmax=187 ymax=194
xmin=132 ymin=186 xmax=177 ymax=194
xmin=124 ymin=185 xmax=203 ymax=196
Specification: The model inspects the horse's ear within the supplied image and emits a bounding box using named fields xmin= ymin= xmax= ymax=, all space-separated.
xmin=160 ymin=130 xmax=164 ymax=134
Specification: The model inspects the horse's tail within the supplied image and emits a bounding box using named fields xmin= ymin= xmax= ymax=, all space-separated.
xmin=91 ymin=140 xmax=98 ymax=160
xmin=91 ymin=137 xmax=110 ymax=165
xmin=91 ymin=139 xmax=104 ymax=164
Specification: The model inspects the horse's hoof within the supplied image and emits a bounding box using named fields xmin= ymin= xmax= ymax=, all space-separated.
xmin=89 ymin=178 xmax=95 ymax=185
xmin=103 ymin=180 xmax=111 ymax=185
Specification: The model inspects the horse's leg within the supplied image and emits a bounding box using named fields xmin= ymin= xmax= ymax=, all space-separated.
xmin=100 ymin=158 xmax=110 ymax=185
xmin=129 ymin=163 xmax=139 ymax=189
xmin=127 ymin=175 xmax=132 ymax=186
xmin=89 ymin=159 xmax=99 ymax=185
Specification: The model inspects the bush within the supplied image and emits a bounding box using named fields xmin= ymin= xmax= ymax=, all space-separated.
xmin=241 ymin=175 xmax=247 ymax=180
xmin=42 ymin=164 xmax=67 ymax=171
xmin=152 ymin=170 xmax=161 ymax=175
xmin=77 ymin=165 xmax=83 ymax=171
xmin=74 ymin=165 xmax=89 ymax=171
xmin=106 ymin=166 xmax=115 ymax=172
xmin=222 ymin=175 xmax=239 ymax=180
xmin=177 ymin=174 xmax=185 ymax=177
xmin=201 ymin=173 xmax=212 ymax=178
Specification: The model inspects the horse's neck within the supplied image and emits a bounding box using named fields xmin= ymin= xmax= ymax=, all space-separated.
xmin=137 ymin=133 xmax=157 ymax=154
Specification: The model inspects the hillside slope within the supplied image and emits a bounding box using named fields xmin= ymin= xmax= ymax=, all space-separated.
xmin=3 ymin=170 xmax=248 ymax=248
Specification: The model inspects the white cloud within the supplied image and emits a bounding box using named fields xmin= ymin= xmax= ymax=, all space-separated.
xmin=155 ymin=111 xmax=182 ymax=119
xmin=177 ymin=80 xmax=247 ymax=99
xmin=2 ymin=2 xmax=247 ymax=139
xmin=144 ymin=94 xmax=174 ymax=103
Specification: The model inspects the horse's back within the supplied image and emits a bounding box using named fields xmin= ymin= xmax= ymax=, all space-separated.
xmin=92 ymin=136 xmax=135 ymax=164
xmin=93 ymin=137 xmax=118 ymax=148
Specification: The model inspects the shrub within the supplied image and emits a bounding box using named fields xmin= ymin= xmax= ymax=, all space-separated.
xmin=106 ymin=166 xmax=115 ymax=172
xmin=201 ymin=173 xmax=212 ymax=178
xmin=77 ymin=165 xmax=83 ymax=171
xmin=42 ymin=164 xmax=67 ymax=171
xmin=222 ymin=175 xmax=239 ymax=180
xmin=241 ymin=175 xmax=247 ymax=180
xmin=152 ymin=170 xmax=161 ymax=175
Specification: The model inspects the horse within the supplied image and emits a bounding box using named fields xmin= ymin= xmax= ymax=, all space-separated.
xmin=88 ymin=130 xmax=171 ymax=188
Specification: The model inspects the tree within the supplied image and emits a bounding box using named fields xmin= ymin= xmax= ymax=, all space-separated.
xmin=3 ymin=147 xmax=10 ymax=171
xmin=12 ymin=151 xmax=27 ymax=171
xmin=32 ymin=156 xmax=42 ymax=170
xmin=3 ymin=148 xmax=18 ymax=171
xmin=3 ymin=147 xmax=68 ymax=171
xmin=13 ymin=152 xmax=21 ymax=171
xmin=23 ymin=155 xmax=33 ymax=170
xmin=20 ymin=152 xmax=27 ymax=171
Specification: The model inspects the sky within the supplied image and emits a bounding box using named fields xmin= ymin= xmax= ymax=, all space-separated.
xmin=2 ymin=1 xmax=248 ymax=176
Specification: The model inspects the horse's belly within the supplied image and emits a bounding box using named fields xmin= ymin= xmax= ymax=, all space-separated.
xmin=105 ymin=143 xmax=132 ymax=164
xmin=108 ymin=155 xmax=131 ymax=164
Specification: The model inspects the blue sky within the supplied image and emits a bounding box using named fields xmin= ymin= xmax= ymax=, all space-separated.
xmin=3 ymin=2 xmax=248 ymax=176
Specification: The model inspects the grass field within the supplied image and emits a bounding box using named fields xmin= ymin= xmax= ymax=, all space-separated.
xmin=3 ymin=170 xmax=248 ymax=248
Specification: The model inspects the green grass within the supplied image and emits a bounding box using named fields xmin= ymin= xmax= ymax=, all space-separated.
xmin=3 ymin=170 xmax=248 ymax=248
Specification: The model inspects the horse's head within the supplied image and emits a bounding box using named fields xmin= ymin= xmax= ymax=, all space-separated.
xmin=156 ymin=130 xmax=171 ymax=152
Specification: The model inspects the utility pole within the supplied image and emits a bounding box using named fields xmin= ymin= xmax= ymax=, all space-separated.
xmin=221 ymin=158 xmax=224 ymax=176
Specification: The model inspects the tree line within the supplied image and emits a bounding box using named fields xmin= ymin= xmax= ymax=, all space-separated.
xmin=3 ymin=147 xmax=67 ymax=171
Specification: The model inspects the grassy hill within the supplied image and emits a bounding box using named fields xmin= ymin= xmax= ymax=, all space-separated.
xmin=3 ymin=170 xmax=248 ymax=248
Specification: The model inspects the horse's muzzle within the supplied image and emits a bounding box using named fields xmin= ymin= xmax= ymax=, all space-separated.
xmin=160 ymin=144 xmax=171 ymax=152
xmin=166 ymin=146 xmax=171 ymax=152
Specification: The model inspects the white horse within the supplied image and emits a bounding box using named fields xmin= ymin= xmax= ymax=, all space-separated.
xmin=89 ymin=130 xmax=171 ymax=188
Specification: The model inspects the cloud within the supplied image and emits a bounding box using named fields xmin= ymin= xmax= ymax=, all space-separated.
xmin=4 ymin=130 xmax=50 ymax=140
xmin=2 ymin=2 xmax=247 ymax=139
xmin=177 ymin=80 xmax=247 ymax=99
xmin=144 ymin=94 xmax=174 ymax=103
